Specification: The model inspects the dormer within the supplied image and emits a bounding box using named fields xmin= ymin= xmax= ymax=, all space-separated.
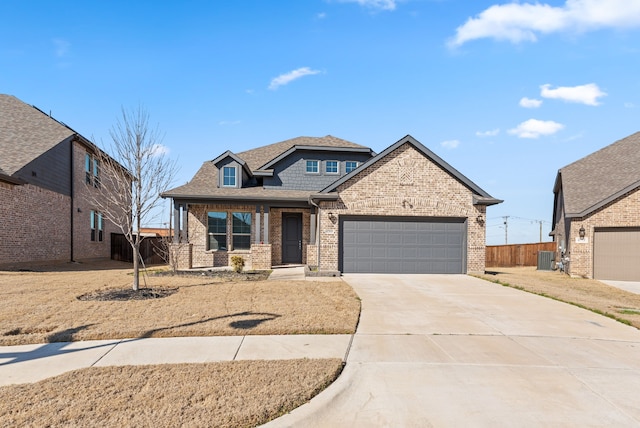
xmin=211 ymin=151 xmax=253 ymax=188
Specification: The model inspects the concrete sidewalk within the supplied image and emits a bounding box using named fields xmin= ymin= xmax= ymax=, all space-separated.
xmin=0 ymin=334 xmax=352 ymax=386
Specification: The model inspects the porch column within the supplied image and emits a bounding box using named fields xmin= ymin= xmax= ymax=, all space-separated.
xmin=255 ymin=205 xmax=261 ymax=244
xmin=263 ymin=206 xmax=270 ymax=244
xmin=310 ymin=206 xmax=316 ymax=244
xmin=173 ymin=201 xmax=181 ymax=243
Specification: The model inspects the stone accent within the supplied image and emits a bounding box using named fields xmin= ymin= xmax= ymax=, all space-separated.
xmin=563 ymin=187 xmax=640 ymax=278
xmin=316 ymin=143 xmax=487 ymax=273
xmin=250 ymin=244 xmax=272 ymax=270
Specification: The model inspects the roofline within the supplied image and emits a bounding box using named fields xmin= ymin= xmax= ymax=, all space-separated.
xmin=211 ymin=150 xmax=253 ymax=176
xmin=320 ymin=134 xmax=499 ymax=202
xmin=565 ymin=179 xmax=640 ymax=218
xmin=160 ymin=193 xmax=313 ymax=203
xmin=0 ymin=173 xmax=24 ymax=185
xmin=258 ymin=145 xmax=374 ymax=170
xmin=472 ymin=195 xmax=503 ymax=206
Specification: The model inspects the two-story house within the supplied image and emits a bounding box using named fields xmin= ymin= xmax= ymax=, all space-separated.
xmin=0 ymin=94 xmax=125 ymax=266
xmin=162 ymin=134 xmax=501 ymax=274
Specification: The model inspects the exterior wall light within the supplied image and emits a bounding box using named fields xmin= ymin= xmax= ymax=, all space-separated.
xmin=579 ymin=226 xmax=586 ymax=239
xmin=476 ymin=215 xmax=485 ymax=225
xmin=328 ymin=212 xmax=337 ymax=224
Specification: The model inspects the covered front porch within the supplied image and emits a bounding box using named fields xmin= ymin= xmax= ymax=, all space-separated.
xmin=169 ymin=199 xmax=321 ymax=271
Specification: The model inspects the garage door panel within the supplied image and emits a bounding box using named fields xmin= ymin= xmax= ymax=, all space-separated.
xmin=594 ymin=228 xmax=640 ymax=281
xmin=341 ymin=217 xmax=466 ymax=274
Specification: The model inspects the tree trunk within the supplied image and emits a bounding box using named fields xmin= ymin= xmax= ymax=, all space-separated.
xmin=132 ymin=247 xmax=140 ymax=291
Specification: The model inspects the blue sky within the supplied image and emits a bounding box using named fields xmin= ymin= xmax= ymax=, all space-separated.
xmin=2 ymin=0 xmax=640 ymax=244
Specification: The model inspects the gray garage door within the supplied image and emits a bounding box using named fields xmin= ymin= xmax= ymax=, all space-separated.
xmin=340 ymin=217 xmax=466 ymax=274
xmin=594 ymin=228 xmax=640 ymax=281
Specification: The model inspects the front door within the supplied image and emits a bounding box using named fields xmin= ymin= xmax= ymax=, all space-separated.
xmin=282 ymin=213 xmax=302 ymax=264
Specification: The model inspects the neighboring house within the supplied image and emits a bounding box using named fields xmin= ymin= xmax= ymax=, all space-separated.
xmin=551 ymin=131 xmax=640 ymax=281
xmin=0 ymin=94 xmax=124 ymax=266
xmin=162 ymin=134 xmax=501 ymax=274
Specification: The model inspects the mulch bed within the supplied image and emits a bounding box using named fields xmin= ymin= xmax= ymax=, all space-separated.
xmin=77 ymin=287 xmax=178 ymax=301
xmin=154 ymin=270 xmax=271 ymax=281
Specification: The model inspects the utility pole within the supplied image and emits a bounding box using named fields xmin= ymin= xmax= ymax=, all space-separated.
xmin=539 ymin=220 xmax=543 ymax=242
xmin=503 ymin=216 xmax=509 ymax=244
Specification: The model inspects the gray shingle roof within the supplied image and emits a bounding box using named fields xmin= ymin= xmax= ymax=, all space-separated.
xmin=237 ymin=135 xmax=367 ymax=171
xmin=558 ymin=131 xmax=640 ymax=216
xmin=163 ymin=135 xmax=370 ymax=199
xmin=0 ymin=94 xmax=75 ymax=176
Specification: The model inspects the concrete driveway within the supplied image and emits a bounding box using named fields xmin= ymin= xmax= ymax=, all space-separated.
xmin=264 ymin=274 xmax=640 ymax=427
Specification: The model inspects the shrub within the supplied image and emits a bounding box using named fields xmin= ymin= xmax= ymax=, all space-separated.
xmin=230 ymin=256 xmax=245 ymax=273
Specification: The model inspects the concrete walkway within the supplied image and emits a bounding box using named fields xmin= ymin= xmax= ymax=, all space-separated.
xmin=264 ymin=274 xmax=640 ymax=427
xmin=602 ymin=279 xmax=640 ymax=295
xmin=0 ymin=334 xmax=352 ymax=386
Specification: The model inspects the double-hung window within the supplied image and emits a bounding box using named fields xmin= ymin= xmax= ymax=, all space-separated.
xmin=325 ymin=160 xmax=339 ymax=174
xmin=232 ymin=212 xmax=251 ymax=250
xmin=90 ymin=210 xmax=103 ymax=242
xmin=222 ymin=166 xmax=236 ymax=187
xmin=85 ymin=154 xmax=100 ymax=187
xmin=306 ymin=160 xmax=319 ymax=174
xmin=345 ymin=161 xmax=358 ymax=173
xmin=207 ymin=212 xmax=227 ymax=250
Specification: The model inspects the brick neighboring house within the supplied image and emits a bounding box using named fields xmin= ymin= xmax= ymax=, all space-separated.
xmin=551 ymin=131 xmax=640 ymax=281
xmin=162 ymin=134 xmax=501 ymax=274
xmin=0 ymin=94 xmax=125 ymax=266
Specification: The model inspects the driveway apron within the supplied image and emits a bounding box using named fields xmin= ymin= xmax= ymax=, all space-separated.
xmin=264 ymin=274 xmax=640 ymax=427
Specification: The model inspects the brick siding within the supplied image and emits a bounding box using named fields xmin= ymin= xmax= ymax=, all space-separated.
xmin=317 ymin=143 xmax=487 ymax=273
xmin=565 ymin=186 xmax=640 ymax=278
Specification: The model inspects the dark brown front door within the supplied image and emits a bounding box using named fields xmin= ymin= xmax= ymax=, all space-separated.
xmin=282 ymin=213 xmax=302 ymax=264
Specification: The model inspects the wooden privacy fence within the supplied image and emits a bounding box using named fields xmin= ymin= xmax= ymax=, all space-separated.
xmin=110 ymin=233 xmax=165 ymax=265
xmin=486 ymin=242 xmax=556 ymax=268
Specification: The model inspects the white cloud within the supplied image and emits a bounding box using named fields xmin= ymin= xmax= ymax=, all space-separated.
xmin=440 ymin=139 xmax=460 ymax=149
xmin=449 ymin=0 xmax=640 ymax=47
xmin=508 ymin=119 xmax=564 ymax=139
xmin=53 ymin=38 xmax=70 ymax=57
xmin=150 ymin=144 xmax=170 ymax=156
xmin=540 ymin=83 xmax=606 ymax=105
xmin=268 ymin=67 xmax=322 ymax=90
xmin=519 ymin=97 xmax=543 ymax=108
xmin=476 ymin=129 xmax=500 ymax=137
xmin=336 ymin=0 xmax=397 ymax=11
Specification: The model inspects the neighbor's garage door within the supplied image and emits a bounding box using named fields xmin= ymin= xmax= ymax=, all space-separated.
xmin=594 ymin=227 xmax=640 ymax=281
xmin=340 ymin=217 xmax=466 ymax=274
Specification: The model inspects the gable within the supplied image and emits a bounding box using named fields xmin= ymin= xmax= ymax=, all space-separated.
xmin=323 ymin=135 xmax=500 ymax=206
xmin=557 ymin=131 xmax=640 ymax=217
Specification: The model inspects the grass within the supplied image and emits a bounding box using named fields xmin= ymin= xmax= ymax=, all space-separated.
xmin=0 ymin=260 xmax=360 ymax=427
xmin=0 ymin=359 xmax=344 ymax=427
xmin=0 ymin=261 xmax=360 ymax=345
xmin=475 ymin=267 xmax=640 ymax=330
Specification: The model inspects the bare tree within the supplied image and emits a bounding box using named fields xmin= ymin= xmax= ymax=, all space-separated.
xmin=91 ymin=106 xmax=177 ymax=291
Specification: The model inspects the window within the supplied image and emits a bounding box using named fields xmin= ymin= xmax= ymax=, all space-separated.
xmin=232 ymin=212 xmax=251 ymax=250
xmin=85 ymin=153 xmax=100 ymax=187
xmin=207 ymin=212 xmax=227 ymax=250
xmin=222 ymin=166 xmax=236 ymax=187
xmin=345 ymin=161 xmax=358 ymax=173
xmin=325 ymin=160 xmax=339 ymax=174
xmin=306 ymin=160 xmax=319 ymax=174
xmin=90 ymin=210 xmax=103 ymax=242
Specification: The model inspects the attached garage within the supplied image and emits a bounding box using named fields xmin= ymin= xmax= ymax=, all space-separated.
xmin=593 ymin=227 xmax=640 ymax=281
xmin=340 ymin=216 xmax=467 ymax=274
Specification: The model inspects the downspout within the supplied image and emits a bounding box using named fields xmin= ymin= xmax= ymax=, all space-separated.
xmin=309 ymin=197 xmax=321 ymax=269
xmin=69 ymin=136 xmax=76 ymax=262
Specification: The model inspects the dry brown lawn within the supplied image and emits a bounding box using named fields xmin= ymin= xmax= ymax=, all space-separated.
xmin=476 ymin=267 xmax=640 ymax=329
xmin=0 ymin=260 xmax=360 ymax=345
xmin=0 ymin=261 xmax=357 ymax=427
xmin=0 ymin=359 xmax=343 ymax=427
